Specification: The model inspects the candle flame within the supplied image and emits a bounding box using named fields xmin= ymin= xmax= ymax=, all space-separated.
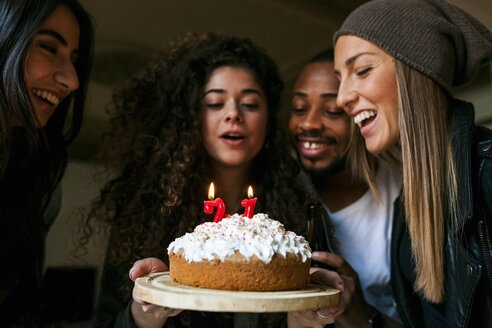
xmin=248 ymin=186 xmax=254 ymax=198
xmin=208 ymin=182 xmax=215 ymax=200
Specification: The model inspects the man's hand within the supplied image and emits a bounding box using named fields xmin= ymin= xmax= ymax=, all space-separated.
xmin=288 ymin=251 xmax=372 ymax=328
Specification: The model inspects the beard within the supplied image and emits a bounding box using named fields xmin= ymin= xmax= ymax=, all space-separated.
xmin=292 ymin=132 xmax=347 ymax=177
xmin=302 ymin=154 xmax=347 ymax=178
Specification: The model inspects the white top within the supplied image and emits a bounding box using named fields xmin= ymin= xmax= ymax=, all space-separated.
xmin=168 ymin=213 xmax=311 ymax=264
xmin=326 ymin=162 xmax=402 ymax=323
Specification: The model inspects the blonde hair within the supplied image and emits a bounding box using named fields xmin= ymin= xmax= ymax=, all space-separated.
xmin=348 ymin=59 xmax=459 ymax=303
xmin=396 ymin=59 xmax=459 ymax=302
xmin=346 ymin=121 xmax=379 ymax=198
xmin=346 ymin=116 xmax=400 ymax=202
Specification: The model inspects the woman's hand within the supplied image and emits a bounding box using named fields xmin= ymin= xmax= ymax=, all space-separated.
xmin=129 ymin=257 xmax=182 ymax=328
xmin=288 ymin=266 xmax=342 ymax=328
xmin=288 ymin=251 xmax=372 ymax=328
xmin=314 ymin=252 xmax=373 ymax=327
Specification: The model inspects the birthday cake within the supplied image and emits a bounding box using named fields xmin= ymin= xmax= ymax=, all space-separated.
xmin=167 ymin=213 xmax=312 ymax=291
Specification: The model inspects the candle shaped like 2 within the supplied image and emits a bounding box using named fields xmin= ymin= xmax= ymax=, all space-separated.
xmin=241 ymin=186 xmax=257 ymax=219
xmin=204 ymin=182 xmax=226 ymax=223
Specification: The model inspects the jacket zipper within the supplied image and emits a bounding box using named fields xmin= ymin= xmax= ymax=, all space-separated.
xmin=477 ymin=218 xmax=492 ymax=290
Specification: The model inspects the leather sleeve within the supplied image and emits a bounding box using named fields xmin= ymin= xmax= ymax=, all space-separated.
xmin=477 ymin=126 xmax=492 ymax=216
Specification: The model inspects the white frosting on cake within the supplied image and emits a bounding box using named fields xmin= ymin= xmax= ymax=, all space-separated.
xmin=168 ymin=213 xmax=311 ymax=264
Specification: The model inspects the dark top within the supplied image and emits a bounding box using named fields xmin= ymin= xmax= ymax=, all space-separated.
xmin=0 ymin=184 xmax=62 ymax=326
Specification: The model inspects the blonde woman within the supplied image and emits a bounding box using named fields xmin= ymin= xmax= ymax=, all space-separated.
xmin=329 ymin=0 xmax=492 ymax=327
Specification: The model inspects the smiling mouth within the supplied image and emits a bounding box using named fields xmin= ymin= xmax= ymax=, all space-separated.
xmin=296 ymin=133 xmax=337 ymax=152
xmin=302 ymin=141 xmax=327 ymax=150
xmin=221 ymin=133 xmax=245 ymax=140
xmin=32 ymin=88 xmax=61 ymax=107
xmin=354 ymin=110 xmax=377 ymax=128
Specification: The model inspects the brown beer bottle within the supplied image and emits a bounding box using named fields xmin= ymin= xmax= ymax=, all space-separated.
xmin=307 ymin=202 xmax=334 ymax=268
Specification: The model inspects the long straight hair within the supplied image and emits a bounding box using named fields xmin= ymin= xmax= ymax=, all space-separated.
xmin=347 ymin=59 xmax=458 ymax=303
xmin=0 ymin=0 xmax=93 ymax=159
xmin=395 ymin=59 xmax=458 ymax=303
xmin=346 ymin=123 xmax=380 ymax=198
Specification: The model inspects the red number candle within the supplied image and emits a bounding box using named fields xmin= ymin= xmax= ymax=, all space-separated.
xmin=241 ymin=186 xmax=257 ymax=219
xmin=204 ymin=182 xmax=226 ymax=223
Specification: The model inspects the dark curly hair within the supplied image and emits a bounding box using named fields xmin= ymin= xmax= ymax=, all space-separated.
xmin=80 ymin=33 xmax=311 ymax=325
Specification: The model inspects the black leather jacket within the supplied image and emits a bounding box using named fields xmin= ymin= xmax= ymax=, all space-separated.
xmin=391 ymin=100 xmax=492 ymax=328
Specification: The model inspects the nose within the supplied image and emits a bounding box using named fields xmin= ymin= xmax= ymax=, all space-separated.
xmin=336 ymin=79 xmax=357 ymax=114
xmin=300 ymin=107 xmax=323 ymax=131
xmin=54 ymin=60 xmax=79 ymax=92
xmin=225 ymin=100 xmax=243 ymax=123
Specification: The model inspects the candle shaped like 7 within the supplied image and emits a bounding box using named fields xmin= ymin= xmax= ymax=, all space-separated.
xmin=241 ymin=186 xmax=257 ymax=219
xmin=204 ymin=182 xmax=226 ymax=223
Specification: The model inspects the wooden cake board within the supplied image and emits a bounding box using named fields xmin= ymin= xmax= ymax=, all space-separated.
xmin=134 ymin=272 xmax=340 ymax=312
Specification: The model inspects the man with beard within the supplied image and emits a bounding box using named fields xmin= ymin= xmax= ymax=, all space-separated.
xmin=288 ymin=49 xmax=403 ymax=328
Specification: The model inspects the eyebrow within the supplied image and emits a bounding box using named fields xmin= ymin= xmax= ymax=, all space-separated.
xmin=203 ymin=89 xmax=225 ymax=96
xmin=203 ymin=88 xmax=262 ymax=96
xmin=334 ymin=51 xmax=376 ymax=75
xmin=293 ymin=91 xmax=337 ymax=98
xmin=37 ymin=29 xmax=67 ymax=46
xmin=344 ymin=52 xmax=376 ymax=66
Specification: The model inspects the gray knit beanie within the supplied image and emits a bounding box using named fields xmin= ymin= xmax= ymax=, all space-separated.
xmin=334 ymin=0 xmax=492 ymax=92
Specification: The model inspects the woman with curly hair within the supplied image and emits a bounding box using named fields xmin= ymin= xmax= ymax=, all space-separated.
xmin=0 ymin=0 xmax=93 ymax=325
xmin=81 ymin=33 xmax=311 ymax=327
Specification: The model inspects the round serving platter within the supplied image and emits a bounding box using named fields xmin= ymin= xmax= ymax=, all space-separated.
xmin=134 ymin=272 xmax=339 ymax=312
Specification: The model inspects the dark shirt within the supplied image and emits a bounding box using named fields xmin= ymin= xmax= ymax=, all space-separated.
xmin=0 ymin=185 xmax=62 ymax=326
